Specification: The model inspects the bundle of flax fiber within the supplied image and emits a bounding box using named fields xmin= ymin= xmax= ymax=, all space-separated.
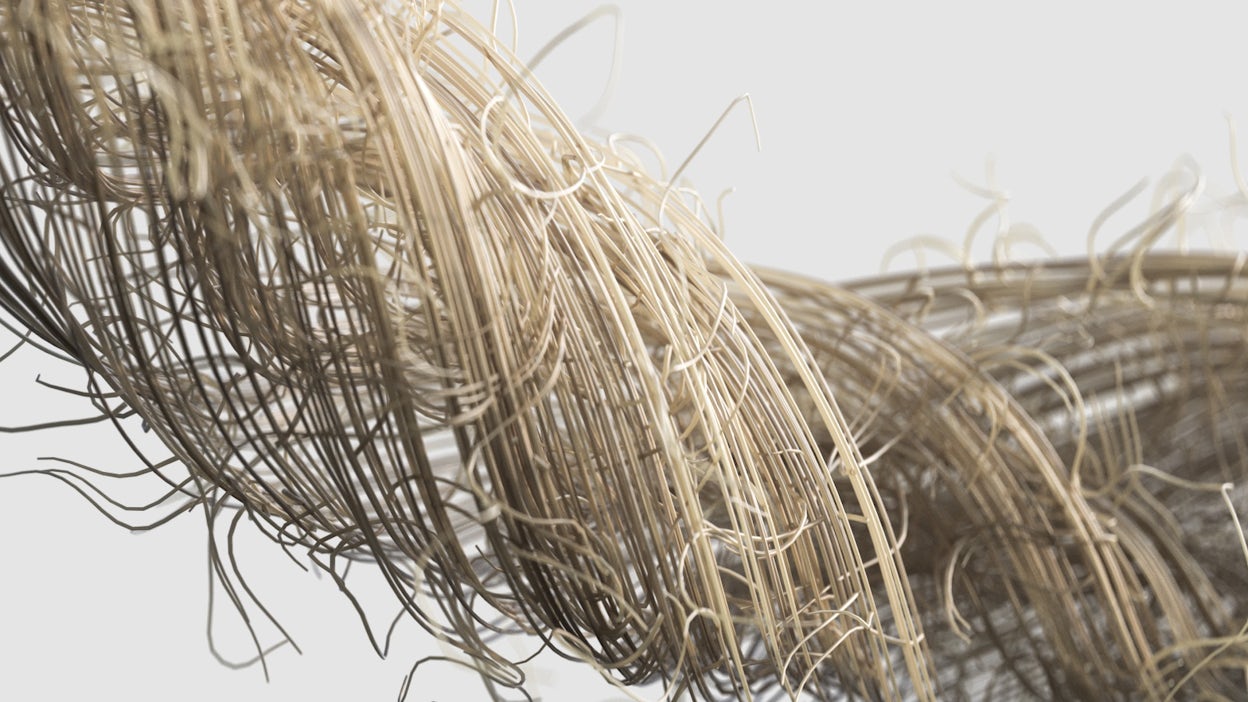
xmin=0 ymin=1 xmax=1245 ymax=700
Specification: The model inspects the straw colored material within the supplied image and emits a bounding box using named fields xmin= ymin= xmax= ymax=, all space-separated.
xmin=0 ymin=1 xmax=1244 ymax=700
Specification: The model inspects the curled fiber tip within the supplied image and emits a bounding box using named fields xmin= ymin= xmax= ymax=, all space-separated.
xmin=0 ymin=2 xmax=1245 ymax=700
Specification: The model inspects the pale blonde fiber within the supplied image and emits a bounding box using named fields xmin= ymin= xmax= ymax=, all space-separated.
xmin=0 ymin=2 xmax=1244 ymax=700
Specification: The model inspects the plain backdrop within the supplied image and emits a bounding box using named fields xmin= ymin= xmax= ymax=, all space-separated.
xmin=3 ymin=2 xmax=1248 ymax=700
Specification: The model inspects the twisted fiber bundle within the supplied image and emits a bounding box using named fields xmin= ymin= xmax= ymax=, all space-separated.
xmin=756 ymin=250 xmax=1248 ymax=698
xmin=0 ymin=1 xmax=1244 ymax=699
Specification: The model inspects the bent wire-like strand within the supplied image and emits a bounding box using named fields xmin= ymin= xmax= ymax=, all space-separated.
xmin=0 ymin=1 xmax=928 ymax=700
xmin=0 ymin=1 xmax=1245 ymax=701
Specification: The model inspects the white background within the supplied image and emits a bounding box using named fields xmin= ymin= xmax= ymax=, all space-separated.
xmin=3 ymin=2 xmax=1248 ymax=700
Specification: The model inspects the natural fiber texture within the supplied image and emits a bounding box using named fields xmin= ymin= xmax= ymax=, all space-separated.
xmin=755 ymin=251 xmax=1248 ymax=699
xmin=0 ymin=1 xmax=1244 ymax=700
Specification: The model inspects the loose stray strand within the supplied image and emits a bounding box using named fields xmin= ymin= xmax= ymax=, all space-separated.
xmin=0 ymin=2 xmax=1245 ymax=701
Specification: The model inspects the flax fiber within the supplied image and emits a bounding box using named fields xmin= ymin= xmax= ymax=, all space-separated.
xmin=0 ymin=2 xmax=1244 ymax=699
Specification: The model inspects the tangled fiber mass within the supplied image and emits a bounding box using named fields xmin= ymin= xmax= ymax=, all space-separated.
xmin=0 ymin=1 xmax=1246 ymax=699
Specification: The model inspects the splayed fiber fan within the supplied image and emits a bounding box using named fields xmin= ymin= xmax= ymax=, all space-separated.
xmin=0 ymin=1 xmax=1245 ymax=700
